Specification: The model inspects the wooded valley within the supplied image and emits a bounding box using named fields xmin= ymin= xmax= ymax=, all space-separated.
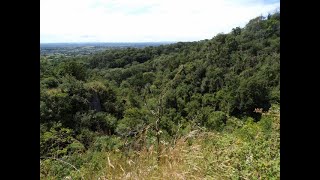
xmin=40 ymin=12 xmax=280 ymax=179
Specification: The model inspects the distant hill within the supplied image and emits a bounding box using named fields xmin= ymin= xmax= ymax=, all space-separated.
xmin=40 ymin=42 xmax=175 ymax=48
xmin=40 ymin=42 xmax=175 ymax=56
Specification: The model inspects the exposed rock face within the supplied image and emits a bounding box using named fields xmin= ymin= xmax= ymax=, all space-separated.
xmin=90 ymin=92 xmax=102 ymax=111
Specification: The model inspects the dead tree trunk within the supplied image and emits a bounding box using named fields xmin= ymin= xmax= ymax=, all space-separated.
xmin=144 ymin=65 xmax=184 ymax=163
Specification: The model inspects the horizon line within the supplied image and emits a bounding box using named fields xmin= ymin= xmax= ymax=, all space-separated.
xmin=40 ymin=41 xmax=180 ymax=44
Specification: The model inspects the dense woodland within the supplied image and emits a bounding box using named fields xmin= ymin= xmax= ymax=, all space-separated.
xmin=40 ymin=12 xmax=280 ymax=179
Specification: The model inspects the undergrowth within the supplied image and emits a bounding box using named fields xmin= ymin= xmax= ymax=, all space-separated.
xmin=40 ymin=104 xmax=280 ymax=179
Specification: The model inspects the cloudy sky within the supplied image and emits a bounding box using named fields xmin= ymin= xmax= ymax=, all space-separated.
xmin=40 ymin=0 xmax=279 ymax=43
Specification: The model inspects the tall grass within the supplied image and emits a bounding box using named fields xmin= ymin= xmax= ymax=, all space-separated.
xmin=41 ymin=104 xmax=280 ymax=179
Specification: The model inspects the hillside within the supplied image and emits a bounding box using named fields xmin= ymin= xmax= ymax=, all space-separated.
xmin=40 ymin=12 xmax=280 ymax=179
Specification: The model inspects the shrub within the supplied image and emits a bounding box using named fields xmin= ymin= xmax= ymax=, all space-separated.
xmin=42 ymin=77 xmax=59 ymax=88
xmin=224 ymin=117 xmax=244 ymax=133
xmin=235 ymin=118 xmax=261 ymax=141
xmin=205 ymin=111 xmax=227 ymax=131
xmin=92 ymin=136 xmax=124 ymax=152
xmin=75 ymin=128 xmax=98 ymax=149
xmin=40 ymin=123 xmax=81 ymax=157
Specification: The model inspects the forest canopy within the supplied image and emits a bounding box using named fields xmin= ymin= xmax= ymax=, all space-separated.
xmin=40 ymin=12 xmax=280 ymax=179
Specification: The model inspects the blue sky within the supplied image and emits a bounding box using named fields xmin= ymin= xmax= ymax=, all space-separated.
xmin=40 ymin=0 xmax=279 ymax=43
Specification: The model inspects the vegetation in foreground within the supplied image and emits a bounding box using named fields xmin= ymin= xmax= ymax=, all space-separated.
xmin=40 ymin=104 xmax=279 ymax=179
xmin=40 ymin=12 xmax=280 ymax=179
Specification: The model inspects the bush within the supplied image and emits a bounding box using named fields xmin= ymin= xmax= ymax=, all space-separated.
xmin=40 ymin=123 xmax=81 ymax=157
xmin=205 ymin=111 xmax=227 ymax=131
xmin=235 ymin=118 xmax=261 ymax=141
xmin=76 ymin=128 xmax=98 ymax=149
xmin=224 ymin=117 xmax=244 ymax=133
xmin=92 ymin=136 xmax=124 ymax=152
xmin=257 ymin=116 xmax=273 ymax=138
xmin=67 ymin=141 xmax=86 ymax=154
xmin=42 ymin=77 xmax=59 ymax=88
xmin=77 ymin=111 xmax=118 ymax=134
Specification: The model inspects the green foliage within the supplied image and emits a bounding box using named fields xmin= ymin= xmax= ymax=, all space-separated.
xmin=40 ymin=123 xmax=83 ymax=157
xmin=235 ymin=118 xmax=261 ymax=141
xmin=41 ymin=109 xmax=280 ymax=179
xmin=237 ymin=76 xmax=270 ymax=115
xmin=57 ymin=61 xmax=87 ymax=81
xmin=75 ymin=128 xmax=98 ymax=149
xmin=205 ymin=111 xmax=227 ymax=131
xmin=224 ymin=116 xmax=244 ymax=133
xmin=40 ymin=13 xmax=280 ymax=179
xmin=92 ymin=136 xmax=124 ymax=152
xmin=40 ymin=88 xmax=72 ymax=124
xmin=116 ymin=107 xmax=150 ymax=135
xmin=41 ymin=76 xmax=59 ymax=88
xmin=84 ymin=81 xmax=119 ymax=113
xmin=76 ymin=111 xmax=117 ymax=134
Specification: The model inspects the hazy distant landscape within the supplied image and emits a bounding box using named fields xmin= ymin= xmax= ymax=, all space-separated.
xmin=40 ymin=42 xmax=174 ymax=56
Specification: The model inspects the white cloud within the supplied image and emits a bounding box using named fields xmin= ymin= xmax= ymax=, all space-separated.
xmin=40 ymin=0 xmax=279 ymax=43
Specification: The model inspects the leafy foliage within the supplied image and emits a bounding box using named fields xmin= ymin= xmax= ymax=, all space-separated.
xmin=40 ymin=12 xmax=280 ymax=179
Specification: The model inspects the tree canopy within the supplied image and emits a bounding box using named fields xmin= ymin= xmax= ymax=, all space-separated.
xmin=40 ymin=12 xmax=280 ymax=179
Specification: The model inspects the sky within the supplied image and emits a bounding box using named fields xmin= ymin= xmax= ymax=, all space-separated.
xmin=40 ymin=0 xmax=280 ymax=43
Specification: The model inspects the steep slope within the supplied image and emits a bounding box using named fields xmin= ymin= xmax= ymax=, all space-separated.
xmin=40 ymin=12 xmax=280 ymax=179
